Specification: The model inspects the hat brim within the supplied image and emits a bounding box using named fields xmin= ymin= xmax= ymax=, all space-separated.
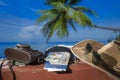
xmin=71 ymin=40 xmax=120 ymax=80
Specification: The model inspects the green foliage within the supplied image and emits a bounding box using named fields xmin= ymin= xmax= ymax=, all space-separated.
xmin=73 ymin=6 xmax=98 ymax=16
xmin=36 ymin=0 xmax=97 ymax=40
xmin=36 ymin=9 xmax=58 ymax=24
xmin=68 ymin=0 xmax=82 ymax=5
xmin=46 ymin=0 xmax=81 ymax=5
xmin=51 ymin=2 xmax=67 ymax=11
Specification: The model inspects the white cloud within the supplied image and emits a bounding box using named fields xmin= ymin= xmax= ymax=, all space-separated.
xmin=0 ymin=14 xmax=47 ymax=42
xmin=17 ymin=25 xmax=44 ymax=41
xmin=0 ymin=1 xmax=8 ymax=6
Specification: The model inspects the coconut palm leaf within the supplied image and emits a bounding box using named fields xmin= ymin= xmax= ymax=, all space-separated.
xmin=50 ymin=2 xmax=67 ymax=11
xmin=36 ymin=0 xmax=120 ymax=40
xmin=36 ymin=9 xmax=58 ymax=25
xmin=45 ymin=0 xmax=68 ymax=5
xmin=66 ymin=7 xmax=94 ymax=27
xmin=47 ymin=16 xmax=61 ymax=40
xmin=40 ymin=2 xmax=94 ymax=40
xmin=68 ymin=0 xmax=81 ymax=5
xmin=36 ymin=1 xmax=95 ymax=40
xmin=73 ymin=6 xmax=98 ymax=16
xmin=41 ymin=15 xmax=59 ymax=36
xmin=68 ymin=19 xmax=77 ymax=31
xmin=45 ymin=0 xmax=58 ymax=5
xmin=46 ymin=0 xmax=82 ymax=5
xmin=61 ymin=16 xmax=68 ymax=37
xmin=47 ymin=13 xmax=68 ymax=40
xmin=56 ymin=17 xmax=68 ymax=38
xmin=77 ymin=11 xmax=93 ymax=26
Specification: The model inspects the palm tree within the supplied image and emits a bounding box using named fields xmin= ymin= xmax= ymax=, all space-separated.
xmin=36 ymin=0 xmax=120 ymax=40
xmin=36 ymin=0 xmax=97 ymax=40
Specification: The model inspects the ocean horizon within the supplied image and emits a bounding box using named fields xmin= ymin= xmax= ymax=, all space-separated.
xmin=0 ymin=40 xmax=108 ymax=58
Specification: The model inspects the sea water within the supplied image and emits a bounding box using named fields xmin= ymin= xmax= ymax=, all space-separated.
xmin=0 ymin=41 xmax=77 ymax=58
xmin=0 ymin=41 xmax=107 ymax=58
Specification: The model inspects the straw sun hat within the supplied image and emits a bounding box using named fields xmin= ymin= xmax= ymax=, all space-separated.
xmin=71 ymin=40 xmax=120 ymax=80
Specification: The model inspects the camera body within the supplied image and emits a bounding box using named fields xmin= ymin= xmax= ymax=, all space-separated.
xmin=5 ymin=44 xmax=45 ymax=65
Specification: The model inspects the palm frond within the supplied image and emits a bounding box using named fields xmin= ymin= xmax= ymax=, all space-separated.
xmin=41 ymin=16 xmax=59 ymax=37
xmin=36 ymin=0 xmax=98 ymax=41
xmin=66 ymin=8 xmax=82 ymax=25
xmin=45 ymin=0 xmax=67 ymax=4
xmin=45 ymin=0 xmax=57 ymax=5
xmin=46 ymin=14 xmax=68 ymax=40
xmin=77 ymin=11 xmax=94 ymax=26
xmin=68 ymin=0 xmax=81 ymax=5
xmin=47 ymin=16 xmax=62 ymax=40
xmin=73 ymin=6 xmax=98 ymax=16
xmin=35 ymin=9 xmax=58 ymax=25
xmin=41 ymin=23 xmax=50 ymax=36
xmin=50 ymin=2 xmax=67 ymax=11
xmin=66 ymin=7 xmax=94 ymax=27
xmin=68 ymin=19 xmax=77 ymax=31
xmin=41 ymin=21 xmax=55 ymax=37
xmin=57 ymin=15 xmax=69 ymax=38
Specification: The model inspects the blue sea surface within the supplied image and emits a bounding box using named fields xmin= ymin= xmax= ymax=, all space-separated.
xmin=0 ymin=40 xmax=107 ymax=58
xmin=0 ymin=41 xmax=76 ymax=58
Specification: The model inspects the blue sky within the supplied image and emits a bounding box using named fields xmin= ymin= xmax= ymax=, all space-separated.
xmin=0 ymin=0 xmax=120 ymax=42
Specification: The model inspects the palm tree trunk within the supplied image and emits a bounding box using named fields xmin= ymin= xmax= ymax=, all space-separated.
xmin=94 ymin=25 xmax=120 ymax=31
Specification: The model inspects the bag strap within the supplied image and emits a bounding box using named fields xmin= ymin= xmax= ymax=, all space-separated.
xmin=0 ymin=60 xmax=16 ymax=80
xmin=9 ymin=60 xmax=16 ymax=80
xmin=0 ymin=60 xmax=5 ymax=80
